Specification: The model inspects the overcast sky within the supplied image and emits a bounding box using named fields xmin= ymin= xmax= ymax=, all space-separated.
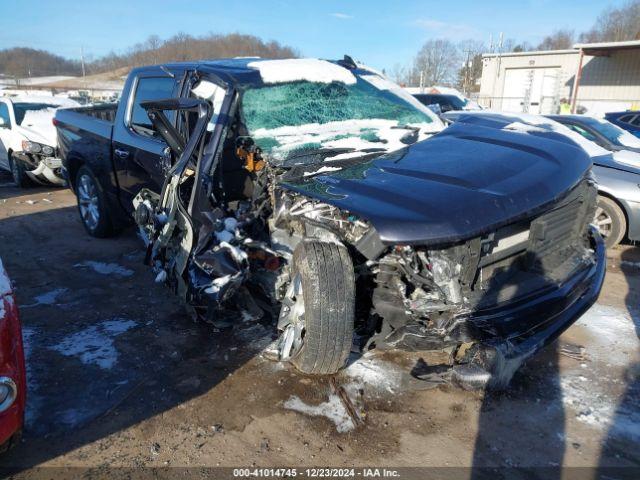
xmin=0 ymin=0 xmax=628 ymax=70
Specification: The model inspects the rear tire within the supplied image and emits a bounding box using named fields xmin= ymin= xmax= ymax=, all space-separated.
xmin=9 ymin=154 xmax=31 ymax=188
xmin=290 ymin=240 xmax=355 ymax=375
xmin=75 ymin=165 xmax=114 ymax=238
xmin=595 ymin=195 xmax=626 ymax=248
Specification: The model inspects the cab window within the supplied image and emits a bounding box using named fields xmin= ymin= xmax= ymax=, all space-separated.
xmin=129 ymin=77 xmax=176 ymax=137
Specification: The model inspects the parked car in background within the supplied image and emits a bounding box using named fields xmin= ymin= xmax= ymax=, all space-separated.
xmin=0 ymin=95 xmax=78 ymax=187
xmin=445 ymin=111 xmax=640 ymax=248
xmin=605 ymin=111 xmax=640 ymax=138
xmin=413 ymin=93 xmax=480 ymax=114
xmin=0 ymin=259 xmax=26 ymax=452
xmin=547 ymin=114 xmax=640 ymax=153
xmin=54 ymin=58 xmax=604 ymax=388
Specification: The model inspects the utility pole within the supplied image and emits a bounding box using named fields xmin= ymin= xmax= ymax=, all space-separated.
xmin=80 ymin=46 xmax=86 ymax=86
xmin=463 ymin=49 xmax=472 ymax=95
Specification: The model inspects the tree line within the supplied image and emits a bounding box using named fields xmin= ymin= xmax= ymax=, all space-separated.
xmin=0 ymin=32 xmax=298 ymax=80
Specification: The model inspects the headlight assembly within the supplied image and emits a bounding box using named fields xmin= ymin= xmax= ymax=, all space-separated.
xmin=42 ymin=145 xmax=54 ymax=155
xmin=21 ymin=140 xmax=54 ymax=156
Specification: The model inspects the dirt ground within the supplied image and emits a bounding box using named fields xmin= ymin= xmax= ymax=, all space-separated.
xmin=0 ymin=172 xmax=638 ymax=478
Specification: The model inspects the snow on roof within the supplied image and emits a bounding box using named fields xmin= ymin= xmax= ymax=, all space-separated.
xmin=452 ymin=111 xmax=610 ymax=158
xmin=5 ymin=94 xmax=78 ymax=108
xmin=247 ymin=58 xmax=356 ymax=85
xmin=573 ymin=39 xmax=640 ymax=50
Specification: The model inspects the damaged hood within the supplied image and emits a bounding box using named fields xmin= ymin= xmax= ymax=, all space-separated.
xmin=281 ymin=123 xmax=593 ymax=245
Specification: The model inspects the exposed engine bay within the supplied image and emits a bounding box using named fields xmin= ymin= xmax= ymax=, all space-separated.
xmin=131 ymin=68 xmax=602 ymax=388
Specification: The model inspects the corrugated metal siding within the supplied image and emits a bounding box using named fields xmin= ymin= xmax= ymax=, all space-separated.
xmin=579 ymin=50 xmax=640 ymax=101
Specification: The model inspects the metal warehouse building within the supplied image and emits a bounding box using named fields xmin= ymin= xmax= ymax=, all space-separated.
xmin=478 ymin=40 xmax=640 ymax=116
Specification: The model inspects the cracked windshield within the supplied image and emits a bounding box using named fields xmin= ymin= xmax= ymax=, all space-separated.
xmin=242 ymin=74 xmax=441 ymax=166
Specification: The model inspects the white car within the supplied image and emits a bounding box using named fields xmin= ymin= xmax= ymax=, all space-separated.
xmin=0 ymin=96 xmax=78 ymax=186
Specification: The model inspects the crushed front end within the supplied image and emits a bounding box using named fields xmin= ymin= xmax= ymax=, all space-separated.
xmin=359 ymin=176 xmax=605 ymax=388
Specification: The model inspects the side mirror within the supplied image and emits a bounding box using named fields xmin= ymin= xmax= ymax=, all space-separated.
xmin=440 ymin=104 xmax=453 ymax=113
xmin=0 ymin=117 xmax=8 ymax=128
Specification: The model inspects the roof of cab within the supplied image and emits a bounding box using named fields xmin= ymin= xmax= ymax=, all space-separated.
xmin=131 ymin=57 xmax=364 ymax=88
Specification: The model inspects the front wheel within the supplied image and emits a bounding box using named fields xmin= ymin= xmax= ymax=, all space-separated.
xmin=9 ymin=154 xmax=31 ymax=188
xmin=75 ymin=165 xmax=114 ymax=238
xmin=595 ymin=195 xmax=626 ymax=248
xmin=286 ymin=240 xmax=355 ymax=375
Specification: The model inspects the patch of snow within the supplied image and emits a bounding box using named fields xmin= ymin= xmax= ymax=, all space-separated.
xmin=252 ymin=118 xmax=435 ymax=163
xmin=303 ymin=165 xmax=342 ymax=177
xmin=9 ymin=95 xmax=79 ymax=107
xmin=343 ymin=354 xmax=402 ymax=394
xmin=559 ymin=302 xmax=640 ymax=439
xmin=22 ymin=287 xmax=68 ymax=308
xmin=49 ymin=318 xmax=137 ymax=370
xmin=575 ymin=303 xmax=638 ymax=366
xmin=460 ymin=111 xmax=610 ymax=158
xmin=248 ymin=59 xmax=356 ymax=85
xmin=284 ymin=394 xmax=355 ymax=433
xmin=73 ymin=261 xmax=134 ymax=277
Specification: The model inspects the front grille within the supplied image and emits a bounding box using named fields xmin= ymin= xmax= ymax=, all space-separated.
xmin=528 ymin=178 xmax=596 ymax=273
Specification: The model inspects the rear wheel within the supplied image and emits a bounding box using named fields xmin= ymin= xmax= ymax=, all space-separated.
xmin=9 ymin=154 xmax=31 ymax=188
xmin=286 ymin=240 xmax=355 ymax=375
xmin=75 ymin=165 xmax=114 ymax=238
xmin=595 ymin=195 xmax=626 ymax=248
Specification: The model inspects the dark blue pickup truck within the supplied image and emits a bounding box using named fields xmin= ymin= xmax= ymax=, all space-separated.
xmin=54 ymin=57 xmax=605 ymax=387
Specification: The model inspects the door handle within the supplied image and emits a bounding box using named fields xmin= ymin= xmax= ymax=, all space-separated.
xmin=114 ymin=148 xmax=130 ymax=159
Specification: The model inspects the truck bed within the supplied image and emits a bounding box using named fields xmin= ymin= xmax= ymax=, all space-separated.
xmin=55 ymin=103 xmax=118 ymax=139
xmin=55 ymin=103 xmax=118 ymax=201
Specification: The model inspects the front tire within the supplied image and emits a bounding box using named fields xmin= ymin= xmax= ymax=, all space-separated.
xmin=595 ymin=195 xmax=626 ymax=248
xmin=9 ymin=154 xmax=31 ymax=188
xmin=289 ymin=240 xmax=355 ymax=375
xmin=75 ymin=165 xmax=114 ymax=238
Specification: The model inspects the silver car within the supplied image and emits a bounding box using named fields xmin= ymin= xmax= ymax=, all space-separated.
xmin=443 ymin=111 xmax=640 ymax=248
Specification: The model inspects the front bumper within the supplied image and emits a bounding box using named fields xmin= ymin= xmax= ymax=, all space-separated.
xmin=468 ymin=226 xmax=606 ymax=362
xmin=14 ymin=152 xmax=66 ymax=186
xmin=621 ymin=199 xmax=640 ymax=242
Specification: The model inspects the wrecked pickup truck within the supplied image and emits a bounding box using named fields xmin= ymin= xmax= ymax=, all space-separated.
xmin=54 ymin=57 xmax=605 ymax=388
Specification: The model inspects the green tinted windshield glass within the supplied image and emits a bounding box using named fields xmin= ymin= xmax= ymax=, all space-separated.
xmin=241 ymin=75 xmax=437 ymax=165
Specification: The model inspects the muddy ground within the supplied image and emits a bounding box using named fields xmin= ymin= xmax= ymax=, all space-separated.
xmin=0 ymin=172 xmax=638 ymax=478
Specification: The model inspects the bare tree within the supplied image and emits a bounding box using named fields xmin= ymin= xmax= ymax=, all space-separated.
xmin=537 ymin=29 xmax=575 ymax=50
xmin=413 ymin=39 xmax=461 ymax=87
xmin=456 ymin=40 xmax=485 ymax=93
xmin=579 ymin=0 xmax=640 ymax=42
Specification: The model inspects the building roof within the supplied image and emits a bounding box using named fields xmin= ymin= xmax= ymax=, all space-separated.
xmin=573 ymin=39 xmax=640 ymax=56
xmin=482 ymin=39 xmax=640 ymax=59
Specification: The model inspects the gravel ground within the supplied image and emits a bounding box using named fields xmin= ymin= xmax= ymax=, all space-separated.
xmin=0 ymin=173 xmax=638 ymax=478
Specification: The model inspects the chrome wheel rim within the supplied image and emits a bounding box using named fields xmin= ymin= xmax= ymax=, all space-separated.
xmin=279 ymin=273 xmax=305 ymax=360
xmin=594 ymin=206 xmax=612 ymax=239
xmin=78 ymin=174 xmax=100 ymax=231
